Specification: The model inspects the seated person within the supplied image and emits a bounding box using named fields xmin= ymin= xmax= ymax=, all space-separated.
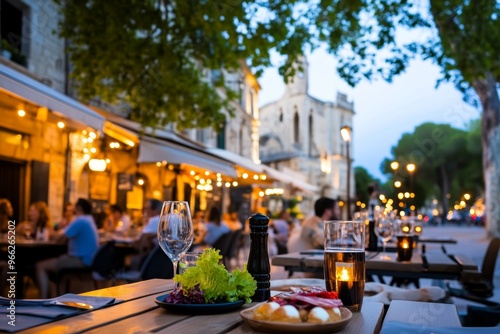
xmin=16 ymin=201 xmax=53 ymax=241
xmin=223 ymin=212 xmax=243 ymax=231
xmin=194 ymin=207 xmax=229 ymax=249
xmin=35 ymin=198 xmax=99 ymax=298
xmin=103 ymin=204 xmax=131 ymax=235
xmin=54 ymin=202 xmax=74 ymax=231
xmin=271 ymin=210 xmax=291 ymax=254
xmin=289 ymin=197 xmax=339 ymax=251
xmin=0 ymin=198 xmax=13 ymax=234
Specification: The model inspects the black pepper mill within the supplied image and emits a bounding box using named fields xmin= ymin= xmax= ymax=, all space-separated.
xmin=246 ymin=213 xmax=270 ymax=302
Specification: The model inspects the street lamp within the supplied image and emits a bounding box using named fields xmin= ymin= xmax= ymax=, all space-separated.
xmin=341 ymin=125 xmax=352 ymax=219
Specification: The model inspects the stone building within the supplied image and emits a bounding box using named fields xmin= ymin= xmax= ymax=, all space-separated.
xmin=259 ymin=58 xmax=355 ymax=216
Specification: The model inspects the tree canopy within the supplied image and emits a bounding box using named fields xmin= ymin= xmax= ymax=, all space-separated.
xmin=380 ymin=121 xmax=483 ymax=218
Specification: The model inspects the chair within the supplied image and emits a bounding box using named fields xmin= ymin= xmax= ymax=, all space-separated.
xmin=55 ymin=241 xmax=125 ymax=294
xmin=211 ymin=232 xmax=232 ymax=257
xmin=447 ymin=237 xmax=500 ymax=307
xmin=114 ymin=245 xmax=174 ymax=283
xmin=223 ymin=230 xmax=242 ymax=270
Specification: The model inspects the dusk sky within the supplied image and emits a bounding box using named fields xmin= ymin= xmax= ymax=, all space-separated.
xmin=257 ymin=47 xmax=480 ymax=181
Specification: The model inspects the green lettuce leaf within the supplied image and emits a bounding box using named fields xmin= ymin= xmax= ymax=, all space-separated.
xmin=174 ymin=248 xmax=257 ymax=303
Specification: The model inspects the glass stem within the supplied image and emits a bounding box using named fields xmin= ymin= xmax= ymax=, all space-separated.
xmin=172 ymin=260 xmax=179 ymax=289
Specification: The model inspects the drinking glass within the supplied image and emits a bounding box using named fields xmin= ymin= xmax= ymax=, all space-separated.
xmin=157 ymin=201 xmax=194 ymax=284
xmin=374 ymin=212 xmax=395 ymax=260
xmin=324 ymin=220 xmax=365 ymax=312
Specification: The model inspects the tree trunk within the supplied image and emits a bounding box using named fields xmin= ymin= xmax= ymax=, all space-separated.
xmin=474 ymin=72 xmax=500 ymax=237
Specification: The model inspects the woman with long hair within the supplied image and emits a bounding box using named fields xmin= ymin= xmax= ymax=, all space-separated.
xmin=0 ymin=198 xmax=13 ymax=234
xmin=16 ymin=201 xmax=53 ymax=240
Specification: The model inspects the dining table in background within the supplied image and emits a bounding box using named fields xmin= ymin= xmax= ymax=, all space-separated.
xmin=272 ymin=249 xmax=478 ymax=282
xmin=0 ymin=238 xmax=67 ymax=298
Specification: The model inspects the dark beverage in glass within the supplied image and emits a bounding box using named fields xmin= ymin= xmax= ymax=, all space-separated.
xmin=324 ymin=250 xmax=365 ymax=312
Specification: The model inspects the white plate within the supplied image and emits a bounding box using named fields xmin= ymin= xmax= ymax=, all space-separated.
xmin=240 ymin=303 xmax=352 ymax=333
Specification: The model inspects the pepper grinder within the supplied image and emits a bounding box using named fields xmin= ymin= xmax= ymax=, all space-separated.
xmin=246 ymin=213 xmax=270 ymax=302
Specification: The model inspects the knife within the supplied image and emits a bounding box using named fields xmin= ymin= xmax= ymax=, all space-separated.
xmin=0 ymin=297 xmax=94 ymax=310
xmin=49 ymin=300 xmax=94 ymax=310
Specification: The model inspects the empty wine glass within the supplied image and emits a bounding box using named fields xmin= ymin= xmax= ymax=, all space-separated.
xmin=374 ymin=211 xmax=395 ymax=260
xmin=157 ymin=201 xmax=194 ymax=284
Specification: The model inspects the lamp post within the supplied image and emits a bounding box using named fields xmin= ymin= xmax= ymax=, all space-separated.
xmin=406 ymin=163 xmax=416 ymax=215
xmin=341 ymin=125 xmax=352 ymax=219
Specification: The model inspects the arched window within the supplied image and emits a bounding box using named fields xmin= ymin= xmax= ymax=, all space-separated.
xmin=308 ymin=112 xmax=313 ymax=156
xmin=293 ymin=110 xmax=299 ymax=143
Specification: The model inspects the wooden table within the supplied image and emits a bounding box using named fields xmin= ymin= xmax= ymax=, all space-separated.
xmin=20 ymin=279 xmax=385 ymax=334
xmin=0 ymin=239 xmax=67 ymax=298
xmin=272 ymin=250 xmax=478 ymax=280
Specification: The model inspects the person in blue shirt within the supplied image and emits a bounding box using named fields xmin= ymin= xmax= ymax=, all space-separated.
xmin=36 ymin=198 xmax=99 ymax=298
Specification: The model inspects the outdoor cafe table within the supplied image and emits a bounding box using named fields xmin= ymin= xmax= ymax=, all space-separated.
xmin=272 ymin=250 xmax=478 ymax=281
xmin=17 ymin=278 xmax=385 ymax=333
xmin=12 ymin=278 xmax=494 ymax=334
xmin=0 ymin=239 xmax=67 ymax=298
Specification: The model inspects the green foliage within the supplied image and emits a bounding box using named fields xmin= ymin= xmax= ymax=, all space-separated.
xmin=54 ymin=0 xmax=315 ymax=130
xmin=174 ymin=248 xmax=256 ymax=303
xmin=354 ymin=166 xmax=377 ymax=205
xmin=381 ymin=121 xmax=483 ymax=212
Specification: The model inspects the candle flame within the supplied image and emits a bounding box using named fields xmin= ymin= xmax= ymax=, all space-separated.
xmin=402 ymin=241 xmax=409 ymax=249
xmin=340 ymin=268 xmax=350 ymax=281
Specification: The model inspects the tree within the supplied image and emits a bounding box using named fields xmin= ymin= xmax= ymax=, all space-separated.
xmin=56 ymin=1 xmax=500 ymax=235
xmin=54 ymin=0 xmax=311 ymax=130
xmin=354 ymin=166 xmax=377 ymax=206
xmin=381 ymin=122 xmax=483 ymax=220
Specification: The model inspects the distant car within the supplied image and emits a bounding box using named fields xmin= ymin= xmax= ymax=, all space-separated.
xmin=447 ymin=210 xmax=470 ymax=225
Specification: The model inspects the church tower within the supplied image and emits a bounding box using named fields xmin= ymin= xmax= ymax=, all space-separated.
xmin=285 ymin=56 xmax=309 ymax=96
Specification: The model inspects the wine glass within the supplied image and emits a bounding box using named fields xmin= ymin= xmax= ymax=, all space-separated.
xmin=374 ymin=212 xmax=395 ymax=260
xmin=157 ymin=201 xmax=194 ymax=284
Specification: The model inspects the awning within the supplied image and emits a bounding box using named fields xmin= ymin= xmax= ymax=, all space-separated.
xmin=104 ymin=121 xmax=139 ymax=147
xmin=0 ymin=64 xmax=104 ymax=131
xmin=138 ymin=136 xmax=237 ymax=178
xmin=262 ymin=165 xmax=319 ymax=193
xmin=206 ymin=147 xmax=264 ymax=173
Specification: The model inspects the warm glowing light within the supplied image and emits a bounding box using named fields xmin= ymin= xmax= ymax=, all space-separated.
xmin=90 ymin=147 xmax=97 ymax=153
xmin=199 ymin=178 xmax=205 ymax=184
xmin=190 ymin=170 xmax=195 ymax=175
xmin=216 ymin=173 xmax=221 ymax=178
xmin=398 ymin=193 xmax=404 ymax=200
xmin=194 ymin=175 xmax=200 ymax=180
xmin=168 ymin=165 xmax=174 ymax=170
xmin=83 ymin=148 xmax=89 ymax=153
xmin=217 ymin=182 xmax=222 ymax=187
xmin=415 ymin=226 xmax=422 ymax=233
xmin=404 ymin=192 xmax=410 ymax=198
xmin=89 ymin=132 xmax=97 ymax=139
xmin=410 ymin=205 xmax=416 ymax=211
xmin=242 ymin=173 xmax=248 ymax=179
xmin=460 ymin=200 xmax=466 ymax=207
xmin=18 ymin=109 xmax=26 ymax=117
xmin=361 ymin=203 xmax=366 ymax=209
xmin=260 ymin=175 xmax=267 ymax=180
xmin=394 ymin=181 xmax=402 ymax=188
xmin=88 ymin=159 xmax=106 ymax=172
xmin=137 ymin=179 xmax=145 ymax=186
xmin=105 ymin=158 xmax=111 ymax=164
xmin=464 ymin=193 xmax=471 ymax=200
xmin=335 ymin=263 xmax=353 ymax=282
xmin=225 ymin=182 xmax=231 ymax=187
xmin=356 ymin=201 xmax=361 ymax=206
xmin=402 ymin=241 xmax=410 ymax=249
xmin=338 ymin=201 xmax=344 ymax=207
xmin=390 ymin=161 xmax=399 ymax=171
xmin=87 ymin=137 xmax=93 ymax=143
xmin=253 ymin=175 xmax=259 ymax=180
xmin=340 ymin=126 xmax=351 ymax=142
xmin=232 ymin=181 xmax=238 ymax=187
xmin=400 ymin=211 xmax=406 ymax=216
xmin=156 ymin=162 xmax=162 ymax=167
xmin=379 ymin=194 xmax=386 ymax=201
xmin=259 ymin=191 xmax=265 ymax=197
xmin=205 ymin=171 xmax=210 ymax=176
xmin=406 ymin=163 xmax=416 ymax=173
xmin=57 ymin=121 xmax=65 ymax=129
xmin=83 ymin=154 xmax=90 ymax=161
xmin=402 ymin=226 xmax=410 ymax=233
